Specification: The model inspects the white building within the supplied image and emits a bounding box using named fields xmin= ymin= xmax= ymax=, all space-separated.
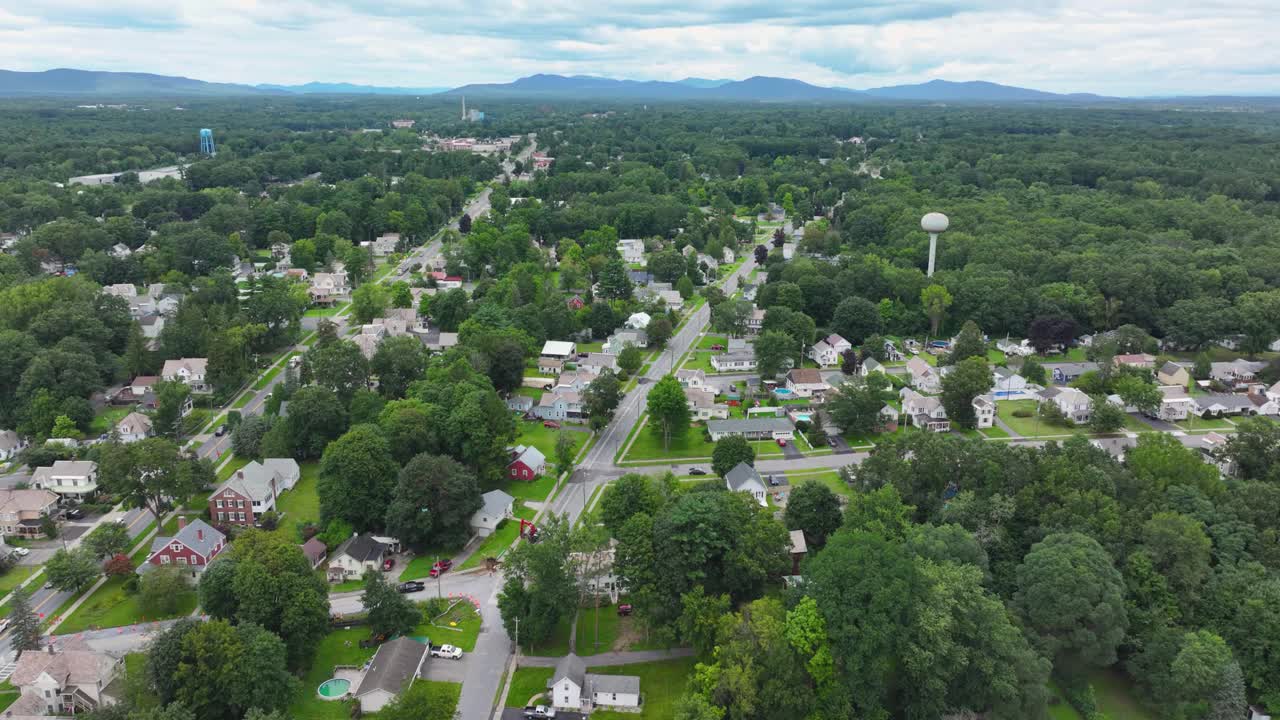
xmin=161 ymin=357 xmax=211 ymax=394
xmin=710 ymin=350 xmax=756 ymax=373
xmin=724 ymin=462 xmax=767 ymax=507
xmin=972 ymin=395 xmax=995 ymax=429
xmin=906 ymin=357 xmax=941 ymax=394
xmin=616 ymin=239 xmax=645 ymax=265
xmin=901 ymin=388 xmax=950 ymax=432
xmin=809 ymin=334 xmax=851 ymax=367
xmin=115 ymin=412 xmax=153 ymax=443
xmin=547 ymin=654 xmax=641 ymax=711
xmin=541 ymin=340 xmax=577 ymax=359
xmin=1040 ymin=387 xmax=1093 ymax=423
xmin=1155 ymin=385 xmax=1196 ymax=421
xmin=470 ymin=490 xmax=513 ymax=538
xmin=31 ymin=460 xmax=98 ymax=500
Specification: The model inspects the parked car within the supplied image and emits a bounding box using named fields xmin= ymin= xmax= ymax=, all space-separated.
xmin=688 ymin=468 xmax=707 ymax=476
xmin=767 ymin=475 xmax=782 ymax=486
xmin=382 ymin=557 xmax=395 ymax=571
xmin=776 ymin=438 xmax=787 ymax=447
xmin=430 ymin=644 xmax=462 ymax=660
xmin=0 ymin=619 xmax=10 ymax=633
xmin=397 ymin=581 xmax=425 ymax=593
xmin=617 ymin=604 xmax=633 ymax=616
xmin=710 ymin=344 xmax=724 ymax=351
xmin=524 ymin=706 xmax=557 ymax=719
xmin=429 ymin=559 xmax=453 ymax=578
xmin=12 ymin=547 xmax=29 ymax=557
xmin=214 ymin=425 xmax=227 ymax=437
xmin=64 ymin=508 xmax=85 ymax=520
xmin=542 ymin=420 xmax=560 ymax=429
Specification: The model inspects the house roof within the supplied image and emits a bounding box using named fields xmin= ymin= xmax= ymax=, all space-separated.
xmin=789 ymin=529 xmax=808 ymax=555
xmin=356 ymin=637 xmax=428 ymax=697
xmin=707 ymin=418 xmax=793 ymax=434
xmin=1159 ymin=361 xmax=1186 ymax=376
xmin=906 ymin=357 xmax=933 ymax=376
xmin=1197 ymin=393 xmax=1259 ymax=411
xmin=512 ymin=445 xmax=546 ymax=470
xmin=541 ymin=340 xmax=576 ymax=357
xmin=0 ymin=430 xmax=22 ymax=451
xmin=862 ymin=357 xmax=883 ymax=372
xmin=993 ymin=366 xmax=1018 ymax=379
xmin=787 ymin=368 xmax=824 ymax=385
xmin=301 ymin=537 xmax=327 ymax=564
xmin=116 ymin=412 xmax=152 ymax=435
xmin=540 ymin=357 xmax=565 ymax=369
xmin=587 ymin=673 xmax=640 ymax=695
xmin=972 ymin=394 xmax=995 ymax=409
xmin=161 ymin=357 xmax=208 ymax=377
xmin=579 ymin=353 xmax=618 ymax=370
xmin=1048 ymin=387 xmax=1092 ymax=405
xmin=1115 ymin=353 xmax=1155 ymax=364
xmin=548 ymin=653 xmax=586 ymax=690
xmin=478 ymin=489 xmax=514 ymax=518
xmin=0 ymin=489 xmax=59 ymax=515
xmin=130 ymin=375 xmax=160 ymax=388
xmin=334 ymin=534 xmax=387 ymax=564
xmin=152 ymin=519 xmax=224 ymax=558
xmin=821 ymin=334 xmax=848 ymax=348
xmin=215 ymin=461 xmax=282 ymax=503
xmin=32 ymin=460 xmax=96 ymax=480
xmin=11 ymin=644 xmax=116 ymax=689
xmin=725 ymin=462 xmax=764 ymax=492
xmin=675 ymin=369 xmax=705 ymax=382
xmin=1159 ymin=385 xmax=1192 ymax=400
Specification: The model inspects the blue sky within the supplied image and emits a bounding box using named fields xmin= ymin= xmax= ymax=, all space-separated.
xmin=0 ymin=1 xmax=1277 ymax=95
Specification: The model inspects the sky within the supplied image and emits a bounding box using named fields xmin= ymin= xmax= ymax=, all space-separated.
xmin=0 ymin=0 xmax=1277 ymax=95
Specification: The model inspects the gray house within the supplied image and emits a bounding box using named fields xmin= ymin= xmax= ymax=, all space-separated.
xmin=353 ymin=637 xmax=430 ymax=712
xmin=724 ymin=462 xmax=767 ymax=507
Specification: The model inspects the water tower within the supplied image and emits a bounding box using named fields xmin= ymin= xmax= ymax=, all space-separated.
xmin=921 ymin=212 xmax=949 ymax=277
xmin=199 ymin=128 xmax=215 ymax=156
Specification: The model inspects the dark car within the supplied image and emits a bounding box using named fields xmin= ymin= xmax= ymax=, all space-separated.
xmin=397 ymin=581 xmax=425 ymax=593
xmin=688 ymin=468 xmax=707 ymax=476
xmin=64 ymin=508 xmax=85 ymax=520
xmin=767 ymin=475 xmax=782 ymax=486
xmin=214 ymin=425 xmax=227 ymax=437
xmin=429 ymin=559 xmax=453 ymax=578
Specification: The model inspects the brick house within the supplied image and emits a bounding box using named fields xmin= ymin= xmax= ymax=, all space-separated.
xmin=208 ymin=459 xmax=298 ymax=526
xmin=143 ymin=518 xmax=225 ymax=575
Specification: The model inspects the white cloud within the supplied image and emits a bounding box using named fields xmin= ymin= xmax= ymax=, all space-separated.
xmin=0 ymin=0 xmax=1275 ymax=94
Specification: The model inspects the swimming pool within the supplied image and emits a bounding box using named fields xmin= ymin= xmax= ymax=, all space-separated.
xmin=793 ymin=413 xmax=812 ymax=423
xmin=317 ymin=678 xmax=351 ymax=699
xmin=773 ymin=388 xmax=793 ymax=396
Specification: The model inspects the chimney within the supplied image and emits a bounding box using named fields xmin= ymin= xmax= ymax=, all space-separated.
xmin=237 ymin=471 xmax=245 ymax=479
xmin=177 ymin=517 xmax=187 ymax=531
xmin=197 ymin=528 xmax=203 ymax=541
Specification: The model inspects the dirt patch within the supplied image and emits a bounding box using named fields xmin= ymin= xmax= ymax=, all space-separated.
xmin=613 ymin=616 xmax=644 ymax=652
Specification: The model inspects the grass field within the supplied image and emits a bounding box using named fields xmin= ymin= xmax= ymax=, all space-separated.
xmin=522 ymin=614 xmax=573 ymax=656
xmin=502 ymin=473 xmax=558 ymax=503
xmin=288 ymin=627 xmax=376 ymax=720
xmin=621 ymin=422 xmax=717 ymax=462
xmin=515 ymin=419 xmax=586 ymax=461
xmin=304 ymin=303 xmax=348 ymax=318
xmin=252 ymin=354 xmax=298 ymax=390
xmin=0 ymin=565 xmax=39 ymax=597
xmin=55 ymin=574 xmax=198 ymax=635
xmin=1090 ymin=669 xmax=1157 ymax=720
xmin=588 ymin=658 xmax=697 ymax=720
xmin=416 ymin=600 xmax=482 ymax=651
xmin=696 ymin=334 xmax=728 ymax=350
xmin=506 ymin=667 xmax=554 ymax=707
xmin=0 ymin=680 xmax=18 ymax=713
xmin=787 ymin=470 xmax=853 ymax=498
xmin=90 ymin=406 xmax=132 ymax=436
xmin=997 ymin=400 xmax=1079 ymax=437
xmin=275 ymin=462 xmax=322 ymax=537
xmin=216 ymin=454 xmax=252 ymax=481
xmin=575 ymin=602 xmax=623 ymax=656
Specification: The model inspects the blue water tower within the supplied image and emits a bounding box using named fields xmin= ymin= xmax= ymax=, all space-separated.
xmin=199 ymin=128 xmax=215 ymax=156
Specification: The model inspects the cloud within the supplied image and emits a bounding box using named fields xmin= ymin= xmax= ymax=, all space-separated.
xmin=0 ymin=0 xmax=1276 ymax=95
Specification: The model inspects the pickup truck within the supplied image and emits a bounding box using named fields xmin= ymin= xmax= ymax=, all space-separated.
xmin=430 ymin=644 xmax=462 ymax=660
xmin=523 ymin=706 xmax=557 ymax=719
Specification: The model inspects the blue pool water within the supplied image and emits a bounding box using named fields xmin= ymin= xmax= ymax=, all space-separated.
xmin=773 ymin=388 xmax=793 ymax=396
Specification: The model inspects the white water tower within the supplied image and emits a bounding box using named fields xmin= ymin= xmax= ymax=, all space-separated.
xmin=921 ymin=212 xmax=949 ymax=277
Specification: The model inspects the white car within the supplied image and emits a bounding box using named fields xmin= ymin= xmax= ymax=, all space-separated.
xmin=12 ymin=547 xmax=29 ymax=557
xmin=430 ymin=644 xmax=462 ymax=660
xmin=0 ymin=619 xmax=10 ymax=633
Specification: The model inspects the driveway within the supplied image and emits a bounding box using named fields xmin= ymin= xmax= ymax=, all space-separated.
xmin=422 ymin=655 xmax=469 ymax=683
xmin=500 ymin=710 xmax=586 ymax=720
xmin=1131 ymin=413 xmax=1180 ymax=433
xmin=825 ymin=434 xmax=853 ymax=454
xmin=781 ymin=441 xmax=803 ymax=459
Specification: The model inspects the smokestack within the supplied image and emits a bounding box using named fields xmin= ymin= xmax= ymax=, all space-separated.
xmin=177 ymin=517 xmax=187 ymax=531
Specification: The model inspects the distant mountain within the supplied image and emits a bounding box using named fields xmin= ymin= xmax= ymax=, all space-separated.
xmin=0 ymin=68 xmax=276 ymax=97
xmin=256 ymin=82 xmax=448 ymax=95
xmin=863 ymin=79 xmax=1104 ymax=101
xmin=447 ymin=74 xmax=856 ymax=101
xmin=677 ymin=77 xmax=733 ymax=88
xmin=706 ymin=76 xmax=858 ymax=101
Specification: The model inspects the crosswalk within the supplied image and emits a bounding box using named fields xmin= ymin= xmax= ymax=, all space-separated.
xmin=0 ymin=661 xmax=17 ymax=681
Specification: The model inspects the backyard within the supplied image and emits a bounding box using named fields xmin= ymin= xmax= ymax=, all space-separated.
xmin=515 ymin=419 xmax=588 ymax=462
xmin=506 ymin=667 xmax=555 ymax=708
xmin=458 ymin=503 xmax=537 ymax=571
xmin=274 ymin=462 xmax=322 ymax=538
xmin=89 ymin=406 xmax=131 ymax=436
xmin=54 ymin=573 xmax=198 ymax=635
xmin=588 ymin=657 xmax=698 ymax=720
xmin=288 ymin=627 xmax=376 ymax=720
xmin=621 ymin=421 xmax=718 ymax=462
xmin=786 ymin=470 xmax=853 ymax=499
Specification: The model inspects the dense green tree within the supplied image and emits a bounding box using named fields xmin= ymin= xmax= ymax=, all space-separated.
xmin=583 ymin=369 xmax=622 ymax=430
xmin=361 ymin=570 xmax=421 ymax=638
xmin=318 ymin=424 xmax=399 ymax=531
xmin=646 ymin=375 xmax=691 ymax=450
xmin=940 ymin=356 xmax=993 ymax=428
xmin=384 ymin=453 xmax=482 ymax=549
xmin=753 ymin=329 xmax=795 ymax=378
xmin=784 ymin=481 xmax=843 ymax=550
xmin=711 ymin=435 xmax=755 ymax=477
xmin=371 ymin=335 xmax=427 ymax=399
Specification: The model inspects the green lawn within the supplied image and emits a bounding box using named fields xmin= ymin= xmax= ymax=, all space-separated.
xmin=696 ymin=334 xmax=728 ymax=350
xmin=90 ymin=407 xmax=132 ymax=436
xmin=0 ymin=680 xmax=18 ymax=713
xmin=979 ymin=424 xmax=1012 ymax=439
xmin=55 ymin=575 xmax=198 ymax=635
xmin=415 ymin=600 xmax=482 ymax=651
xmin=304 ymin=303 xmax=348 ymax=318
xmin=502 ymin=473 xmax=558 ymax=503
xmin=588 ymin=657 xmax=697 ymax=720
xmin=679 ymin=352 xmax=717 ymax=375
xmin=275 ymin=462 xmax=322 ymax=535
xmin=997 ymin=400 xmax=1081 ymax=438
xmin=621 ymin=421 xmax=717 ymax=462
xmin=1090 ymin=669 xmax=1157 ymax=720
xmin=458 ymin=504 xmax=537 ymax=571
xmin=1034 ymin=347 xmax=1087 ymax=363
xmin=522 ymin=614 xmax=573 ymax=656
xmin=1175 ymin=416 xmax=1236 ymax=431
xmin=252 ymin=354 xmax=298 ymax=390
xmin=787 ymin=470 xmax=853 ymax=499
xmin=575 ymin=602 xmax=624 ymax=656
xmin=578 ymin=341 xmax=605 ymax=353
xmin=986 ymin=348 xmax=1008 ymax=364
xmin=216 ymin=454 xmax=252 ymax=481
xmin=0 ymin=565 xmax=39 ymax=597
xmin=288 ymin=627 xmax=377 ymax=720
xmin=515 ymin=419 xmax=585 ymax=464
xmin=506 ymin=667 xmax=554 ymax=707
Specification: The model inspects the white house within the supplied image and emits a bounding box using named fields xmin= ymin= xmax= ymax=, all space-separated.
xmin=685 ymin=387 xmax=729 ymax=420
xmin=900 ymin=388 xmax=950 ymax=432
xmin=785 ymin=368 xmax=830 ymax=400
xmin=1040 ymin=387 xmax=1093 ymax=423
xmin=31 ymin=460 xmax=98 ymax=500
xmin=115 ymin=412 xmax=153 ymax=443
xmin=906 ymin=357 xmax=941 ymax=393
xmin=746 ymin=307 xmax=766 ymax=334
xmin=1154 ymin=385 xmax=1196 ymax=421
xmin=533 ymin=388 xmax=584 ymax=421
xmin=625 ymin=312 xmax=651 ymax=330
xmin=541 ymin=340 xmax=577 ymax=360
xmin=327 ymin=534 xmax=388 ymax=582
xmin=675 ymin=369 xmax=712 ymax=391
xmin=992 ymin=366 xmax=1029 ymax=394
xmin=603 ymin=330 xmax=647 ymax=355
xmin=809 ymin=334 xmax=851 ymax=367
xmin=860 ymin=357 xmax=886 ymax=377
xmin=0 ymin=430 xmax=28 ymax=461
xmin=707 ymin=418 xmax=794 ymax=441
xmin=577 ymin=353 xmax=619 ymax=376
xmin=725 ymin=462 xmax=767 ymax=507
xmin=658 ymin=289 xmax=684 ymax=311
xmin=710 ymin=350 xmax=756 ymax=372
xmin=308 ymin=271 xmax=350 ymax=306
xmin=9 ymin=641 xmax=123 ymax=716
xmin=972 ymin=395 xmax=995 ymax=429
xmin=470 ymin=490 xmax=513 ymax=538
xmin=161 ymin=357 xmax=211 ymax=393
xmin=616 ymin=239 xmax=645 ymax=265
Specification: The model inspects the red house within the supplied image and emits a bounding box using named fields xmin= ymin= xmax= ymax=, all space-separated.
xmin=507 ymin=445 xmax=547 ymax=481
xmin=566 ymin=295 xmax=585 ymax=311
xmin=144 ymin=518 xmax=226 ymax=575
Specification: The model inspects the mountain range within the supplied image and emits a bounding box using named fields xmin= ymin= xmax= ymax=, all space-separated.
xmin=0 ymin=67 xmax=1266 ymax=103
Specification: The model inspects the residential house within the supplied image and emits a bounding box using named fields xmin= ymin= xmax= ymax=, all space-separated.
xmin=538 ymin=357 xmax=565 ymax=376
xmin=995 ymin=338 xmax=1034 ymax=357
xmin=541 ymin=340 xmax=577 ymax=360
xmin=0 ymin=430 xmax=27 ymax=461
xmin=657 ymin=289 xmax=684 ymax=311
xmin=626 ymin=270 xmax=652 ymax=286
xmin=208 ymin=459 xmax=299 ymax=526
xmin=685 ymin=387 xmax=729 ymax=420
xmin=883 ymin=340 xmax=905 ymax=362
xmin=0 ymin=489 xmax=60 ymax=537
xmin=422 ymin=330 xmax=458 ymax=351
xmin=860 ymin=357 xmax=885 ymax=377
xmin=809 ymin=334 xmax=851 ymax=367
xmin=161 ymin=357 xmax=211 ymax=394
xmin=9 ymin=640 xmax=123 ymax=716
xmin=1040 ymin=387 xmax=1093 ymax=423
xmin=1114 ymin=353 xmax=1157 ymax=369
xmin=31 ymin=460 xmax=98 ymax=500
xmin=547 ymin=653 xmax=642 ymax=711
xmin=625 ymin=312 xmax=651 ymax=330
xmin=115 ymin=412 xmax=153 ymax=443
xmin=363 ymin=233 xmax=399 ymax=257
xmin=879 ymin=403 xmax=901 ymax=429
xmin=782 ymin=242 xmax=797 ymax=260
xmin=616 ymin=239 xmax=646 ymax=265
xmin=110 ymin=243 xmax=133 ymax=259
xmin=1049 ymin=361 xmax=1100 ymax=384
xmin=309 ymin=271 xmax=350 ymax=306
xmin=102 ymin=283 xmax=137 ymax=299
xmin=722 ymin=247 xmax=736 ymax=263
xmin=143 ymin=518 xmax=226 ymax=575
xmin=533 ymin=388 xmax=584 ymax=422
xmin=1268 ymin=380 xmax=1280 ymax=403
xmin=706 ymin=417 xmax=795 ymax=441
xmin=1197 ymin=432 xmax=1235 ymax=476
xmin=711 ymin=350 xmax=757 ymax=372
xmin=1154 ymin=385 xmax=1196 ymax=421
xmin=577 ymin=353 xmax=618 ymax=376
xmin=120 ymin=375 xmax=159 ymax=404
xmin=470 ymin=489 xmax=514 ymax=538
xmin=746 ymin=307 xmax=766 ymax=334
xmin=785 ymin=368 xmax=830 ymax=401
xmin=973 ymin=395 xmax=995 ymax=429
xmin=327 ymin=534 xmax=388 ymax=582
xmin=138 ymin=314 xmax=165 ymax=349
xmin=1157 ymin=361 xmax=1191 ymax=387
xmin=993 ymin=366 xmax=1029 ymax=394
xmin=566 ymin=294 xmax=585 ymax=311
xmin=352 ymin=329 xmax=383 ymax=360
xmin=1194 ymin=393 xmax=1261 ymax=418
xmin=906 ymin=357 xmax=941 ymax=393
xmin=508 ymin=445 xmax=547 ymax=481
xmin=724 ymin=462 xmax=767 ymax=507
xmin=301 ymin=537 xmax=328 ymax=569
xmin=353 ymin=637 xmax=431 ymax=713
xmin=603 ymin=329 xmax=646 ymax=355
xmin=675 ymin=369 xmax=712 ymax=391
xmin=900 ymin=388 xmax=950 ymax=432
xmin=789 ymin=529 xmax=808 ymax=576
xmin=740 ymin=283 xmax=758 ymax=302
xmin=1210 ymin=359 xmax=1267 ymax=387
xmin=554 ymin=371 xmax=592 ymax=392
xmin=506 ymin=394 xmax=534 ymax=414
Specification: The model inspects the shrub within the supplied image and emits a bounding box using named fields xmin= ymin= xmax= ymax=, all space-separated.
xmin=1012 ymin=409 xmax=1033 ymax=418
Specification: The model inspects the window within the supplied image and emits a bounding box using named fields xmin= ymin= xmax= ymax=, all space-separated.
xmin=177 ymin=557 xmax=187 ymax=565
xmin=238 ymin=512 xmax=245 ymax=522
xmin=216 ymin=500 xmax=223 ymax=509
xmin=217 ymin=512 xmax=225 ymax=521
xmin=161 ymin=555 xmax=170 ymax=564
xmin=171 ymin=543 xmax=182 ymax=551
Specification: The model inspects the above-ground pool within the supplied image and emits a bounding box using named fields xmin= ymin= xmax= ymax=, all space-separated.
xmin=773 ymin=388 xmax=793 ymax=396
xmin=317 ymin=678 xmax=351 ymax=699
xmin=793 ymin=413 xmax=812 ymax=423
